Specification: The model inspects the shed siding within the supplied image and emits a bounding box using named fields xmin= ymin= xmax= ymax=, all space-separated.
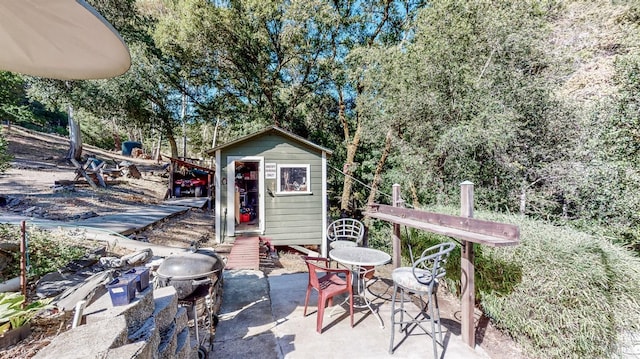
xmin=221 ymin=133 xmax=324 ymax=246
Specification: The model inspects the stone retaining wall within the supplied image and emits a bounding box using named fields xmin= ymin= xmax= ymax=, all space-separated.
xmin=34 ymin=285 xmax=197 ymax=359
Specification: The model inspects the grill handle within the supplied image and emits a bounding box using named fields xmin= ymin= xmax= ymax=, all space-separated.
xmin=191 ymin=278 xmax=212 ymax=286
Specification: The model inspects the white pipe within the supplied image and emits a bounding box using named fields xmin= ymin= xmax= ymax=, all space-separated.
xmin=72 ymin=300 xmax=87 ymax=328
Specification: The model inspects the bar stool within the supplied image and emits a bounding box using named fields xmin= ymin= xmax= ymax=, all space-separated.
xmin=389 ymin=242 xmax=456 ymax=358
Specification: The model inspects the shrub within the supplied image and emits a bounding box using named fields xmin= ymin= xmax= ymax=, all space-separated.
xmin=479 ymin=214 xmax=640 ymax=358
xmin=0 ymin=292 xmax=52 ymax=333
xmin=0 ymin=224 xmax=90 ymax=281
xmin=0 ymin=134 xmax=12 ymax=173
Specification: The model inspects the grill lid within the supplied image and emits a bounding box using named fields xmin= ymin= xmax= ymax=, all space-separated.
xmin=156 ymin=249 xmax=224 ymax=281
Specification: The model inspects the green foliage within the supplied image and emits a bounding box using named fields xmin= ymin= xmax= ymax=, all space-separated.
xmin=618 ymin=1 xmax=640 ymax=24
xmin=608 ymin=54 xmax=640 ymax=161
xmin=365 ymin=220 xmax=393 ymax=254
xmin=356 ymin=0 xmax=574 ymax=216
xmin=1 ymin=71 xmax=68 ymax=132
xmin=0 ymin=224 xmax=88 ymax=281
xmin=0 ymin=133 xmax=12 ymax=173
xmin=544 ymin=45 xmax=640 ymax=249
xmin=479 ymin=213 xmax=640 ymax=359
xmin=0 ymin=71 xmax=26 ymax=122
xmin=76 ymin=111 xmax=117 ymax=151
xmin=0 ymin=292 xmax=52 ymax=333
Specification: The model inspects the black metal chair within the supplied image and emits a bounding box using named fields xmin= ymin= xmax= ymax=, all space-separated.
xmin=388 ymin=242 xmax=456 ymax=357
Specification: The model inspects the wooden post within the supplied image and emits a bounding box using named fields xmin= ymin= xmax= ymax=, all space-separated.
xmin=460 ymin=181 xmax=475 ymax=348
xmin=208 ymin=173 xmax=213 ymax=211
xmin=20 ymin=221 xmax=27 ymax=301
xmin=169 ymin=162 xmax=174 ymax=197
xmin=391 ymin=184 xmax=401 ymax=268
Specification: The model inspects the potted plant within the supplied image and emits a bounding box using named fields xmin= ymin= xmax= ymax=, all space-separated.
xmin=0 ymin=292 xmax=51 ymax=349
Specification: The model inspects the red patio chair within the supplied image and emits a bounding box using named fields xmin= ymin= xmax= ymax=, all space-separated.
xmin=303 ymin=256 xmax=354 ymax=333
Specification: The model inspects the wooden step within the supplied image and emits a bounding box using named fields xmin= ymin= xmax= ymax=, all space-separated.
xmin=224 ymin=236 xmax=260 ymax=270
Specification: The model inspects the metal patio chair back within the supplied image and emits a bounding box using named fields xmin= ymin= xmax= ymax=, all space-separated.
xmin=389 ymin=241 xmax=457 ymax=358
xmin=326 ymin=218 xmax=366 ymax=249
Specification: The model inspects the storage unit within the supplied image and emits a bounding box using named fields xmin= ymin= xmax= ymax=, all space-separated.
xmin=207 ymin=126 xmax=333 ymax=246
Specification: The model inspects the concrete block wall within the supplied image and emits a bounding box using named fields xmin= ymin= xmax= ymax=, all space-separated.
xmin=33 ymin=285 xmax=197 ymax=359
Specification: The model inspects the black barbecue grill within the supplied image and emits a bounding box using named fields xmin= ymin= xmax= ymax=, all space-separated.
xmin=155 ymin=249 xmax=225 ymax=357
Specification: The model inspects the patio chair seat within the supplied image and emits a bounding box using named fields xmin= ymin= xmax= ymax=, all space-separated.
xmin=391 ymin=267 xmax=435 ymax=292
xmin=329 ymin=240 xmax=358 ymax=249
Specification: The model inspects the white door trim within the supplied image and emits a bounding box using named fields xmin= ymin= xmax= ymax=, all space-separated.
xmin=226 ymin=156 xmax=265 ymax=235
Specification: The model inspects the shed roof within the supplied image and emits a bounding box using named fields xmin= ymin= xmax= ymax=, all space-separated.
xmin=205 ymin=126 xmax=333 ymax=156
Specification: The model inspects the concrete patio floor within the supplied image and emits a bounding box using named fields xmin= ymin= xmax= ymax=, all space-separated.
xmin=212 ymin=269 xmax=490 ymax=359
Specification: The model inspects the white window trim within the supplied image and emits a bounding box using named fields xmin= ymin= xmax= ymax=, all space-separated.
xmin=276 ymin=164 xmax=312 ymax=195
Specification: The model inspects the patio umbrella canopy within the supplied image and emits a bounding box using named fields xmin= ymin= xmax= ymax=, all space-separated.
xmin=0 ymin=0 xmax=131 ymax=80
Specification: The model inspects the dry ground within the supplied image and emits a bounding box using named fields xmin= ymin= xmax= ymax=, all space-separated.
xmin=0 ymin=124 xmax=526 ymax=358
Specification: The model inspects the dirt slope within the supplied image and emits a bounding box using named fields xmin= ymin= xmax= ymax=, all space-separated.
xmin=0 ymin=125 xmax=169 ymax=218
xmin=0 ymin=124 xmax=223 ymax=252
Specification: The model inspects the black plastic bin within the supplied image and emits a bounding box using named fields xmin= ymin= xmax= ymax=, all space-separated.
xmin=121 ymin=141 xmax=142 ymax=156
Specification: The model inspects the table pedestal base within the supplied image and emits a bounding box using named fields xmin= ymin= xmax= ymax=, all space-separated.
xmin=329 ymin=274 xmax=385 ymax=328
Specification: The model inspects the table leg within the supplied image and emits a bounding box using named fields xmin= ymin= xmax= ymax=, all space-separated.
xmin=328 ymin=263 xmax=385 ymax=328
xmin=355 ymin=266 xmax=385 ymax=328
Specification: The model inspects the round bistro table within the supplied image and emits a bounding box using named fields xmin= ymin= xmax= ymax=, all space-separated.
xmin=329 ymin=247 xmax=391 ymax=328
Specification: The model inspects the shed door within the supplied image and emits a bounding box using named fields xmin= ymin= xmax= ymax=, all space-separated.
xmin=226 ymin=156 xmax=264 ymax=235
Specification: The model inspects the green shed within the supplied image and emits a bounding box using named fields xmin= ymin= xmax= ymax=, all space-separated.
xmin=206 ymin=126 xmax=333 ymax=247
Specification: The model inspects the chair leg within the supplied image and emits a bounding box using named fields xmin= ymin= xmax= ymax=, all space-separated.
xmin=349 ymin=291 xmax=354 ymax=327
xmin=304 ymin=286 xmax=312 ymax=316
xmin=389 ymin=283 xmax=398 ymax=354
xmin=429 ymin=293 xmax=438 ymax=359
xmin=390 ymin=285 xmax=443 ymax=358
xmin=433 ymin=291 xmax=443 ymax=344
xmin=316 ymin=296 xmax=326 ymax=333
xmin=399 ymin=288 xmax=406 ymax=332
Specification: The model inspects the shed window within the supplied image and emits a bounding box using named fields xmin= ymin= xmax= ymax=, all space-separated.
xmin=277 ymin=164 xmax=310 ymax=194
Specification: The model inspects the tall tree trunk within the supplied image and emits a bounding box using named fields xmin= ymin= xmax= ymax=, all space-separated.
xmin=340 ymin=120 xmax=360 ymax=210
xmin=212 ymin=117 xmax=220 ymax=149
xmin=519 ymin=188 xmax=526 ymax=216
xmin=409 ymin=181 xmax=419 ymax=208
xmin=366 ymin=127 xmax=393 ymax=207
xmin=154 ymin=131 xmax=162 ymax=163
xmin=181 ymin=92 xmax=187 ymax=158
xmin=111 ymin=118 xmax=121 ymax=152
xmin=339 ymin=89 xmax=362 ymax=213
xmin=67 ymin=106 xmax=82 ymax=161
xmin=167 ymin=128 xmax=179 ymax=159
xmin=520 ymin=176 xmax=531 ymax=216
